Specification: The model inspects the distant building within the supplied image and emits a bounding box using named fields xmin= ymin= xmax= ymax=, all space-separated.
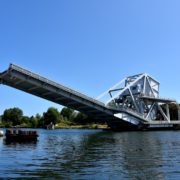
xmin=46 ymin=122 xmax=55 ymax=130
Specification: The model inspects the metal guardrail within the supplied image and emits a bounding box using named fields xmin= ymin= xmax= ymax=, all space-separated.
xmin=9 ymin=64 xmax=105 ymax=107
xmin=145 ymin=121 xmax=180 ymax=125
xmin=140 ymin=95 xmax=176 ymax=102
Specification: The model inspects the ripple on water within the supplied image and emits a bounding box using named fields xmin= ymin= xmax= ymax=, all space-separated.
xmin=1 ymin=129 xmax=180 ymax=179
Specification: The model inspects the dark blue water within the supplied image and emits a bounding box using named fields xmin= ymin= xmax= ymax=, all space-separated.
xmin=1 ymin=129 xmax=180 ymax=179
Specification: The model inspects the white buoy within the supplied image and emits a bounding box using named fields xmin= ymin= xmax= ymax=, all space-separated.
xmin=0 ymin=130 xmax=4 ymax=137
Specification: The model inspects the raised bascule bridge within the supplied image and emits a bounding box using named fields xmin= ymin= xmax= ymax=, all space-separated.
xmin=0 ymin=64 xmax=179 ymax=130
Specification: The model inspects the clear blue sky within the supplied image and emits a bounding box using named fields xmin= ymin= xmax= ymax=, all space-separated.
xmin=0 ymin=0 xmax=180 ymax=116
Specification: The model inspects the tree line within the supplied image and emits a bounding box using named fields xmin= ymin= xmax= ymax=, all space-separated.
xmin=0 ymin=107 xmax=97 ymax=128
xmin=0 ymin=103 xmax=179 ymax=128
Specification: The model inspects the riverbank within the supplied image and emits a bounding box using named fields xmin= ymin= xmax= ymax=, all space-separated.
xmin=0 ymin=122 xmax=109 ymax=130
xmin=55 ymin=123 xmax=109 ymax=129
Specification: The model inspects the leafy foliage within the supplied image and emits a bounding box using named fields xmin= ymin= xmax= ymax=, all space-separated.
xmin=43 ymin=107 xmax=60 ymax=125
xmin=161 ymin=103 xmax=179 ymax=120
xmin=60 ymin=107 xmax=75 ymax=121
xmin=2 ymin=107 xmax=23 ymax=126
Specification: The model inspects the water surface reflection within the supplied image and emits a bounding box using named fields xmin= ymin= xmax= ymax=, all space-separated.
xmin=0 ymin=129 xmax=180 ymax=179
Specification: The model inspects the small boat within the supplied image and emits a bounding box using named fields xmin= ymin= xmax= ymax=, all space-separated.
xmin=5 ymin=129 xmax=38 ymax=142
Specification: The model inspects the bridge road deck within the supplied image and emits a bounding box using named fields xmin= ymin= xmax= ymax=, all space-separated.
xmin=0 ymin=64 xmax=130 ymax=125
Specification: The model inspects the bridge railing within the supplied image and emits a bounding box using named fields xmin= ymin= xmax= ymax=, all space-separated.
xmin=9 ymin=64 xmax=105 ymax=107
xmin=139 ymin=94 xmax=176 ymax=102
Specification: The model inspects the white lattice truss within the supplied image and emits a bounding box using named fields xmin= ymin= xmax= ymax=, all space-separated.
xmin=97 ymin=73 xmax=177 ymax=123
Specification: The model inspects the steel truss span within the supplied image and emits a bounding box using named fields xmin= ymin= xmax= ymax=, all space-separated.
xmin=0 ymin=64 xmax=179 ymax=130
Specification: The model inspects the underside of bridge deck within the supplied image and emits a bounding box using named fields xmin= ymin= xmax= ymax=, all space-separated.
xmin=0 ymin=64 xmax=132 ymax=128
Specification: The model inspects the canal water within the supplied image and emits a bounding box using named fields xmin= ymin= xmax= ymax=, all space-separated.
xmin=0 ymin=129 xmax=180 ymax=179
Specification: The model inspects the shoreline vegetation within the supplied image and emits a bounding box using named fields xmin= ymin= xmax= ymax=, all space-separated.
xmin=54 ymin=122 xmax=108 ymax=129
xmin=0 ymin=107 xmax=108 ymax=129
xmin=0 ymin=103 xmax=179 ymax=129
xmin=0 ymin=124 xmax=109 ymax=130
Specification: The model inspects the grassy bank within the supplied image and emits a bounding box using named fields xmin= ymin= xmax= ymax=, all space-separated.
xmin=55 ymin=123 xmax=109 ymax=129
xmin=0 ymin=121 xmax=109 ymax=129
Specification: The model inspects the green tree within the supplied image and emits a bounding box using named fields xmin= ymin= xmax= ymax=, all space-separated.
xmin=29 ymin=116 xmax=38 ymax=128
xmin=73 ymin=112 xmax=100 ymax=125
xmin=73 ymin=112 xmax=88 ymax=124
xmin=43 ymin=107 xmax=60 ymax=125
xmin=60 ymin=107 xmax=75 ymax=121
xmin=73 ymin=112 xmax=96 ymax=124
xmin=169 ymin=103 xmax=178 ymax=120
xmin=20 ymin=116 xmax=30 ymax=127
xmin=2 ymin=107 xmax=23 ymax=126
xmin=161 ymin=103 xmax=179 ymax=120
xmin=35 ymin=113 xmax=44 ymax=127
